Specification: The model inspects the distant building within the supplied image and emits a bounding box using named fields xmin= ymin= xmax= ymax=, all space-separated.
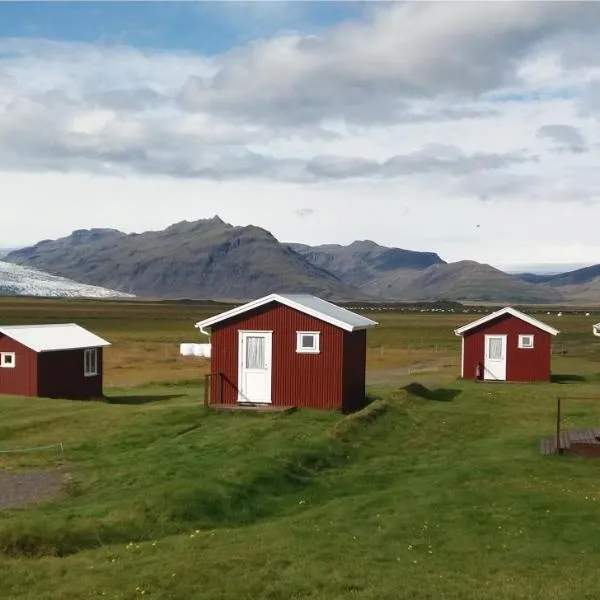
xmin=194 ymin=293 xmax=378 ymax=412
xmin=0 ymin=323 xmax=111 ymax=399
xmin=454 ymin=307 xmax=559 ymax=382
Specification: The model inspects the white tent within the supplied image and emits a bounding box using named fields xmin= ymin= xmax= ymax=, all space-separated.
xmin=179 ymin=343 xmax=211 ymax=357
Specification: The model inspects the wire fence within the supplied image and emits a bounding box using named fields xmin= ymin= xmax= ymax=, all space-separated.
xmin=0 ymin=442 xmax=64 ymax=456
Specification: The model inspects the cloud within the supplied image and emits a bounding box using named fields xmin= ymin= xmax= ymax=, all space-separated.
xmin=178 ymin=2 xmax=600 ymax=125
xmin=537 ymin=124 xmax=587 ymax=153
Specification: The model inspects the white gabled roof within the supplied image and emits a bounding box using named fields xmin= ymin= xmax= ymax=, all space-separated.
xmin=0 ymin=323 xmax=111 ymax=353
xmin=195 ymin=293 xmax=378 ymax=333
xmin=454 ymin=306 xmax=560 ymax=337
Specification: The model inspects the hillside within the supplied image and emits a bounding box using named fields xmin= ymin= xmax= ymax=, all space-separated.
xmin=4 ymin=218 xmax=364 ymax=300
xmin=288 ymin=240 xmax=445 ymax=288
xmin=291 ymin=239 xmax=564 ymax=303
xmin=519 ymin=264 xmax=600 ymax=287
xmin=365 ymin=260 xmax=565 ymax=303
xmin=3 ymin=371 xmax=600 ymax=598
xmin=0 ymin=261 xmax=133 ymax=298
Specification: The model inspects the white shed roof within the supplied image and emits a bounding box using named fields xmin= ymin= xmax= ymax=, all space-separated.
xmin=195 ymin=293 xmax=378 ymax=333
xmin=0 ymin=323 xmax=111 ymax=353
xmin=454 ymin=306 xmax=560 ymax=337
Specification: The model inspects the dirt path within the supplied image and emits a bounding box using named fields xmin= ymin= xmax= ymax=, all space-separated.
xmin=0 ymin=469 xmax=65 ymax=510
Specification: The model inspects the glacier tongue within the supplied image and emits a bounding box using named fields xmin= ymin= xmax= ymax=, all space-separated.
xmin=0 ymin=261 xmax=134 ymax=298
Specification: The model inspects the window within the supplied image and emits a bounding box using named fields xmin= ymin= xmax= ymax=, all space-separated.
xmin=245 ymin=336 xmax=265 ymax=369
xmin=518 ymin=334 xmax=534 ymax=349
xmin=296 ymin=331 xmax=320 ymax=353
xmin=84 ymin=348 xmax=98 ymax=376
xmin=487 ymin=337 xmax=504 ymax=360
xmin=0 ymin=352 xmax=15 ymax=368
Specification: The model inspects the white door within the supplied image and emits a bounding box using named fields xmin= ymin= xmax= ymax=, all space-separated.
xmin=238 ymin=331 xmax=272 ymax=403
xmin=484 ymin=334 xmax=507 ymax=380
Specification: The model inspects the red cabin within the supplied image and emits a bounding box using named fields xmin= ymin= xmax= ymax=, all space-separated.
xmin=454 ymin=307 xmax=559 ymax=382
xmin=0 ymin=323 xmax=111 ymax=399
xmin=194 ymin=293 xmax=378 ymax=412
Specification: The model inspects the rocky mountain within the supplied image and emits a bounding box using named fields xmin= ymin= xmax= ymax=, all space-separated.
xmin=288 ymin=240 xmax=445 ymax=288
xmin=290 ymin=241 xmax=564 ymax=303
xmin=374 ymin=261 xmax=564 ymax=303
xmin=4 ymin=218 xmax=364 ymax=300
xmin=0 ymin=261 xmax=133 ymax=298
xmin=518 ymin=264 xmax=600 ymax=286
xmin=3 ymin=216 xmax=598 ymax=303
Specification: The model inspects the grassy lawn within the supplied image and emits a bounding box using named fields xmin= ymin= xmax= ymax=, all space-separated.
xmin=1 ymin=299 xmax=600 ymax=599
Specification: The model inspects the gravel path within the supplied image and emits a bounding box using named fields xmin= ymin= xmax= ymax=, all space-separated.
xmin=0 ymin=469 xmax=65 ymax=510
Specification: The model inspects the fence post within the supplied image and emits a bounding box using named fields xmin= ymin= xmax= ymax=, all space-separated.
xmin=204 ymin=374 xmax=209 ymax=408
xmin=556 ymin=397 xmax=562 ymax=454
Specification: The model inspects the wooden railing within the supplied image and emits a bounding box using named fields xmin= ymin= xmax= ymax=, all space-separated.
xmin=203 ymin=372 xmax=224 ymax=408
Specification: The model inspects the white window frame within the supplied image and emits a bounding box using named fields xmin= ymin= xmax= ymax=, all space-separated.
xmin=296 ymin=331 xmax=320 ymax=354
xmin=0 ymin=352 xmax=16 ymax=368
xmin=84 ymin=348 xmax=98 ymax=377
xmin=518 ymin=334 xmax=535 ymax=349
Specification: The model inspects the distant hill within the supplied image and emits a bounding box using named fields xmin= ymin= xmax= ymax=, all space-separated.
xmin=0 ymin=261 xmax=133 ymax=299
xmin=291 ymin=241 xmax=564 ymax=303
xmin=0 ymin=248 xmax=17 ymax=259
xmin=288 ymin=240 xmax=445 ymax=289
xmin=518 ymin=264 xmax=600 ymax=286
xmin=4 ymin=218 xmax=365 ymax=300
xmin=375 ymin=260 xmax=565 ymax=303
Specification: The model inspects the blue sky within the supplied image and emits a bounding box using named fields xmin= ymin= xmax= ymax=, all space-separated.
xmin=0 ymin=1 xmax=600 ymax=269
xmin=0 ymin=1 xmax=373 ymax=53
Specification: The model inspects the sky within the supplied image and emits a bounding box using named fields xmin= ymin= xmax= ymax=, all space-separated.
xmin=1 ymin=1 xmax=600 ymax=271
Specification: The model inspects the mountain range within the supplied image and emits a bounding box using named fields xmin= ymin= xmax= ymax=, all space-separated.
xmin=3 ymin=216 xmax=599 ymax=303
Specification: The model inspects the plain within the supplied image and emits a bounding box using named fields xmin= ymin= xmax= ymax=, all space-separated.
xmin=1 ymin=298 xmax=600 ymax=600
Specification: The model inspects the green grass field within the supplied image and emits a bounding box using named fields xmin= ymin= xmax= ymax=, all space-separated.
xmin=2 ymin=299 xmax=600 ymax=599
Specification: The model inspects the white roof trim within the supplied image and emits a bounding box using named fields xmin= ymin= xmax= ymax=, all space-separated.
xmin=0 ymin=323 xmax=112 ymax=353
xmin=194 ymin=293 xmax=378 ymax=333
xmin=454 ymin=306 xmax=559 ymax=337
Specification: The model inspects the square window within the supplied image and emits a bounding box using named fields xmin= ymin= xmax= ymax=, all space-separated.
xmin=518 ymin=334 xmax=534 ymax=349
xmin=0 ymin=352 xmax=15 ymax=368
xmin=296 ymin=331 xmax=320 ymax=353
xmin=84 ymin=348 xmax=98 ymax=376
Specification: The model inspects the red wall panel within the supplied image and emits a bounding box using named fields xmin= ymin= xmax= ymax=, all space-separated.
xmin=210 ymin=302 xmax=367 ymax=410
xmin=462 ymin=314 xmax=552 ymax=382
xmin=0 ymin=335 xmax=38 ymax=397
xmin=38 ymin=348 xmax=104 ymax=399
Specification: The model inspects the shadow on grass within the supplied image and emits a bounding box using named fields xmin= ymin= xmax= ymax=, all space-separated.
xmin=103 ymin=394 xmax=187 ymax=405
xmin=551 ymin=374 xmax=587 ymax=384
xmin=403 ymin=382 xmax=461 ymax=402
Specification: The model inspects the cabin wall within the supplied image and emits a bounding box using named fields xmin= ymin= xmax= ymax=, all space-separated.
xmin=462 ymin=314 xmax=552 ymax=382
xmin=0 ymin=335 xmax=38 ymax=397
xmin=210 ymin=302 xmax=345 ymax=409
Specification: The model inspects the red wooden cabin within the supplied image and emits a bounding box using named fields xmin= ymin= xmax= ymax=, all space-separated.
xmin=0 ymin=323 xmax=111 ymax=399
xmin=194 ymin=293 xmax=378 ymax=412
xmin=454 ymin=307 xmax=559 ymax=382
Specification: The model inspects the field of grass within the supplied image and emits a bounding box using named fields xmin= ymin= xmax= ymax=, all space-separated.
xmin=1 ymin=298 xmax=600 ymax=599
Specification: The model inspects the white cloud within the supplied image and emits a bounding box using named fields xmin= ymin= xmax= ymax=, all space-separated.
xmin=1 ymin=2 xmax=600 ymax=266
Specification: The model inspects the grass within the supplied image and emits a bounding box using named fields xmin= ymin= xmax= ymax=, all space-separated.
xmin=1 ymin=299 xmax=600 ymax=598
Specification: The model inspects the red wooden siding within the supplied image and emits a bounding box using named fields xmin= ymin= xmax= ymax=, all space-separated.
xmin=210 ymin=302 xmax=366 ymax=410
xmin=462 ymin=314 xmax=552 ymax=382
xmin=37 ymin=348 xmax=104 ymax=399
xmin=342 ymin=329 xmax=367 ymax=412
xmin=0 ymin=335 xmax=38 ymax=397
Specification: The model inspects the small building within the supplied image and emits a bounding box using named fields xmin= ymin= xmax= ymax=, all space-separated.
xmin=0 ymin=323 xmax=111 ymax=399
xmin=194 ymin=293 xmax=378 ymax=412
xmin=454 ymin=306 xmax=559 ymax=382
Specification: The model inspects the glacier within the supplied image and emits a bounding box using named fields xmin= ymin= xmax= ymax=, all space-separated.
xmin=0 ymin=261 xmax=134 ymax=298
